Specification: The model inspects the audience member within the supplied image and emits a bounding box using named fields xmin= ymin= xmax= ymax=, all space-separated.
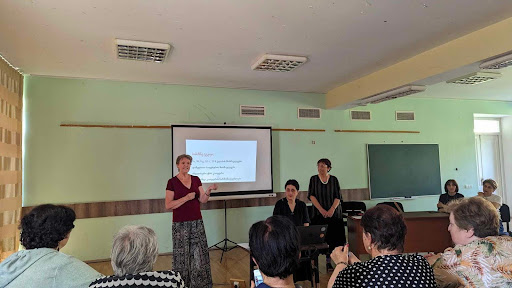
xmin=428 ymin=197 xmax=512 ymax=287
xmin=478 ymin=179 xmax=502 ymax=209
xmin=249 ymin=216 xmax=300 ymax=288
xmin=89 ymin=225 xmax=185 ymax=288
xmin=437 ymin=179 xmax=464 ymax=212
xmin=328 ymin=205 xmax=436 ymax=288
xmin=0 ymin=204 xmax=102 ymax=288
xmin=273 ymin=179 xmax=310 ymax=226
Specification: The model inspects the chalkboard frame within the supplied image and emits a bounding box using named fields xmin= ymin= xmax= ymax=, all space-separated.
xmin=367 ymin=144 xmax=442 ymax=199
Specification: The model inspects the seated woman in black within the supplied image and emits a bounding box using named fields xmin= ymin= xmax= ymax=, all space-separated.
xmin=328 ymin=205 xmax=436 ymax=288
xmin=273 ymin=179 xmax=310 ymax=226
xmin=437 ymin=179 xmax=464 ymax=212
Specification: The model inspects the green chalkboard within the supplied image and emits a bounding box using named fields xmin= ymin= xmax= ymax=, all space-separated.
xmin=367 ymin=144 xmax=441 ymax=199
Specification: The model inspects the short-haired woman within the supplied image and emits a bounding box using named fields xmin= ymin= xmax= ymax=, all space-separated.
xmin=328 ymin=205 xmax=436 ymax=288
xmin=0 ymin=204 xmax=102 ymax=288
xmin=478 ymin=178 xmax=502 ymax=209
xmin=437 ymin=179 xmax=464 ymax=212
xmin=249 ymin=216 xmax=300 ymax=288
xmin=273 ymin=179 xmax=310 ymax=226
xmin=165 ymin=154 xmax=218 ymax=288
xmin=89 ymin=225 xmax=185 ymax=288
xmin=308 ymin=158 xmax=345 ymax=268
xmin=428 ymin=197 xmax=512 ymax=287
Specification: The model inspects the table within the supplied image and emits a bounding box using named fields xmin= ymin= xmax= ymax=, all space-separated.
xmin=348 ymin=211 xmax=452 ymax=257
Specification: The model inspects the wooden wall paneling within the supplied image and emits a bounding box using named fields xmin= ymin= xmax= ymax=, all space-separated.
xmin=22 ymin=188 xmax=369 ymax=219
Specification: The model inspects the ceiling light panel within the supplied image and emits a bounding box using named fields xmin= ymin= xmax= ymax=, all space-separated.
xmin=252 ymin=54 xmax=307 ymax=72
xmin=116 ymin=39 xmax=171 ymax=63
xmin=359 ymin=85 xmax=426 ymax=105
xmin=480 ymin=53 xmax=512 ymax=70
xmin=447 ymin=72 xmax=501 ymax=85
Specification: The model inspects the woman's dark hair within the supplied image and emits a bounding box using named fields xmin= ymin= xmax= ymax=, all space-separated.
xmin=284 ymin=179 xmax=299 ymax=191
xmin=444 ymin=179 xmax=459 ymax=193
xmin=317 ymin=158 xmax=332 ymax=170
xmin=361 ymin=205 xmax=407 ymax=253
xmin=249 ymin=216 xmax=300 ymax=279
xmin=20 ymin=204 xmax=76 ymax=249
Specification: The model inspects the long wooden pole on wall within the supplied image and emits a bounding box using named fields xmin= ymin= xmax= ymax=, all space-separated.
xmin=60 ymin=124 xmax=326 ymax=132
xmin=0 ymin=57 xmax=23 ymax=261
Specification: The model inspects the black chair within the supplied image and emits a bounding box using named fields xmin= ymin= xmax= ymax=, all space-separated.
xmin=377 ymin=201 xmax=404 ymax=213
xmin=500 ymin=203 xmax=510 ymax=234
xmin=342 ymin=201 xmax=367 ymax=215
xmin=342 ymin=201 xmax=367 ymax=226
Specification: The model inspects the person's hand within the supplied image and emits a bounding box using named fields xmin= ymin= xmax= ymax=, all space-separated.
xmin=326 ymin=208 xmax=335 ymax=218
xmin=348 ymin=251 xmax=360 ymax=264
xmin=208 ymin=184 xmax=218 ymax=191
xmin=186 ymin=192 xmax=196 ymax=200
xmin=330 ymin=244 xmax=349 ymax=266
xmin=320 ymin=208 xmax=329 ymax=218
xmin=477 ymin=192 xmax=484 ymax=197
xmin=425 ymin=253 xmax=441 ymax=265
xmin=250 ymin=280 xmax=255 ymax=288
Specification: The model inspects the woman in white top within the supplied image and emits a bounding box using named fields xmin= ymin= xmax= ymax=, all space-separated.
xmin=478 ymin=179 xmax=502 ymax=209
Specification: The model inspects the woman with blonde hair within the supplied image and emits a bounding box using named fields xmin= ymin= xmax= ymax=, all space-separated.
xmin=165 ymin=154 xmax=218 ymax=288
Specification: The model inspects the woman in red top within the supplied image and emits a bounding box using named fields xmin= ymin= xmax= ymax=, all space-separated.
xmin=165 ymin=154 xmax=217 ymax=288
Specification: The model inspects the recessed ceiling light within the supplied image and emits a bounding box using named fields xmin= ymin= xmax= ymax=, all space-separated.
xmin=251 ymin=54 xmax=307 ymax=72
xmin=447 ymin=72 xmax=501 ymax=85
xmin=115 ymin=39 xmax=171 ymax=63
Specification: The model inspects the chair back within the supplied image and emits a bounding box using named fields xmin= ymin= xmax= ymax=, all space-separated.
xmin=500 ymin=203 xmax=510 ymax=233
xmin=377 ymin=201 xmax=405 ymax=213
xmin=342 ymin=201 xmax=367 ymax=215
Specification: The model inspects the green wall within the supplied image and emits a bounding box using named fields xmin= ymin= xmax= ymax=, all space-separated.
xmin=23 ymin=75 xmax=512 ymax=260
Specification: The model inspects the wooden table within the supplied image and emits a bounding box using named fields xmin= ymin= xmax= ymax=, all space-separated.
xmin=348 ymin=211 xmax=452 ymax=257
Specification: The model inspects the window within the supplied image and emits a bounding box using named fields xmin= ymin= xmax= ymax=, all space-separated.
xmin=474 ymin=119 xmax=500 ymax=133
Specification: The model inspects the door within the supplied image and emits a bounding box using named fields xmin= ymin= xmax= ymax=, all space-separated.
xmin=475 ymin=134 xmax=503 ymax=196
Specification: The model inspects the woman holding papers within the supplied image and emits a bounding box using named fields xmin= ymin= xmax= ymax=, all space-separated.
xmin=165 ymin=154 xmax=218 ymax=288
xmin=273 ymin=179 xmax=310 ymax=226
xmin=308 ymin=158 xmax=345 ymax=269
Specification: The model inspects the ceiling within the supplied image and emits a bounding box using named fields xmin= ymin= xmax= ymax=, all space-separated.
xmin=2 ymin=0 xmax=512 ymax=105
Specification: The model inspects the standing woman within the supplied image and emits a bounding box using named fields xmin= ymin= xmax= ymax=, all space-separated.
xmin=308 ymin=158 xmax=345 ymax=269
xmin=165 ymin=154 xmax=218 ymax=288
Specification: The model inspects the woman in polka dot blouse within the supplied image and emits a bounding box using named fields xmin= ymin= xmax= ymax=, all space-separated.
xmin=328 ymin=205 xmax=436 ymax=288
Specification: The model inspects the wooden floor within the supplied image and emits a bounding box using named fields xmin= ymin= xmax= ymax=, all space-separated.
xmin=88 ymin=247 xmax=333 ymax=288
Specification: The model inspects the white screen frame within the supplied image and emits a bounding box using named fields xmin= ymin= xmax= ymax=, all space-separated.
xmin=171 ymin=124 xmax=274 ymax=199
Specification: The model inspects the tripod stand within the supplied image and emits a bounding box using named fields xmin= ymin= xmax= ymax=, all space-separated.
xmin=208 ymin=200 xmax=237 ymax=262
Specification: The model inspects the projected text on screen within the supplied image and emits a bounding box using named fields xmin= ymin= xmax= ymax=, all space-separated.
xmin=186 ymin=139 xmax=257 ymax=183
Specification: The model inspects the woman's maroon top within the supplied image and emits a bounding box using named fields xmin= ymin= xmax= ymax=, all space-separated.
xmin=166 ymin=175 xmax=203 ymax=222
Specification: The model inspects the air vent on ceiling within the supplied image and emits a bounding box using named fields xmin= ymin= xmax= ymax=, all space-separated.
xmin=447 ymin=72 xmax=501 ymax=85
xmin=252 ymin=54 xmax=307 ymax=72
xmin=396 ymin=111 xmax=415 ymax=121
xmin=350 ymin=110 xmax=371 ymax=121
xmin=298 ymin=108 xmax=321 ymax=119
xmin=116 ymin=39 xmax=171 ymax=63
xmin=240 ymin=105 xmax=265 ymax=117
xmin=480 ymin=53 xmax=512 ymax=70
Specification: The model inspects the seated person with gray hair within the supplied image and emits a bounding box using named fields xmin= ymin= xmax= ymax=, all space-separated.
xmin=89 ymin=225 xmax=185 ymax=288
